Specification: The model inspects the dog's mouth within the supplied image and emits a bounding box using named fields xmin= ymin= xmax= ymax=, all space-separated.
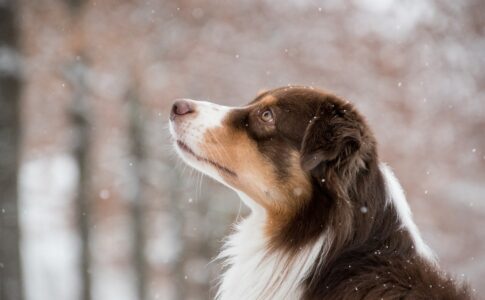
xmin=176 ymin=140 xmax=237 ymax=177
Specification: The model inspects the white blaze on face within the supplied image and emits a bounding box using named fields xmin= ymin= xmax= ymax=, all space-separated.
xmin=169 ymin=99 xmax=233 ymax=184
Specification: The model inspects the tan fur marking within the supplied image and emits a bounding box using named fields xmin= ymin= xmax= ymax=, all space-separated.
xmin=202 ymin=125 xmax=279 ymax=211
xmin=258 ymin=94 xmax=277 ymax=106
xmin=256 ymin=88 xmax=268 ymax=97
xmin=202 ymin=121 xmax=313 ymax=239
xmin=264 ymin=151 xmax=313 ymax=239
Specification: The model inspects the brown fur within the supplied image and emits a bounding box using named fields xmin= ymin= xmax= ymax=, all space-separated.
xmin=200 ymin=86 xmax=471 ymax=299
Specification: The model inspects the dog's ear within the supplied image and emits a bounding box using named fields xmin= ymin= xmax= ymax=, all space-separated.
xmin=300 ymin=101 xmax=362 ymax=174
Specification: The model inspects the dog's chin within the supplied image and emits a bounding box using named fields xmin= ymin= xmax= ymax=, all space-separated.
xmin=173 ymin=140 xmax=207 ymax=171
xmin=173 ymin=139 xmax=234 ymax=187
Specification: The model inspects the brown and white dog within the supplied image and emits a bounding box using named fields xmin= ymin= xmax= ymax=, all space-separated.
xmin=169 ymin=87 xmax=470 ymax=300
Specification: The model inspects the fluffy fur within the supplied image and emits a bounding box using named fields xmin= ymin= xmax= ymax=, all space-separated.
xmin=169 ymin=86 xmax=471 ymax=300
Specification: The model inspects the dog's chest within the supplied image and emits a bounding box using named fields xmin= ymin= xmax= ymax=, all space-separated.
xmin=216 ymin=215 xmax=322 ymax=300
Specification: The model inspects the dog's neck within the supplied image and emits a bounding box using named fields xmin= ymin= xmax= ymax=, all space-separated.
xmin=216 ymin=201 xmax=325 ymax=300
xmin=215 ymin=163 xmax=435 ymax=300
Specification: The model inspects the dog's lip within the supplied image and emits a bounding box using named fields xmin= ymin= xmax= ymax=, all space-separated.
xmin=176 ymin=140 xmax=237 ymax=177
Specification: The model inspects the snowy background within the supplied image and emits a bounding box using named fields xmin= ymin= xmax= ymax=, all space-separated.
xmin=13 ymin=0 xmax=485 ymax=299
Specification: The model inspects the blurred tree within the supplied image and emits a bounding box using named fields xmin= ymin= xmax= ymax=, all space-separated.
xmin=0 ymin=1 xmax=24 ymax=300
xmin=66 ymin=56 xmax=92 ymax=300
xmin=66 ymin=0 xmax=84 ymax=13
xmin=64 ymin=1 xmax=93 ymax=300
xmin=168 ymin=169 xmax=187 ymax=300
xmin=125 ymin=80 xmax=148 ymax=300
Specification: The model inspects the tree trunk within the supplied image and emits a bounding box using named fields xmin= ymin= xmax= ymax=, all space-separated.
xmin=0 ymin=1 xmax=24 ymax=300
xmin=64 ymin=1 xmax=91 ymax=299
xmin=67 ymin=57 xmax=92 ymax=300
xmin=126 ymin=83 xmax=147 ymax=300
xmin=168 ymin=165 xmax=187 ymax=300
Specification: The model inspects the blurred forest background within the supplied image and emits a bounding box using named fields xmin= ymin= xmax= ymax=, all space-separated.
xmin=0 ymin=0 xmax=484 ymax=299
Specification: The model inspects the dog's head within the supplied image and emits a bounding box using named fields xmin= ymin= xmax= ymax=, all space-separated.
xmin=169 ymin=87 xmax=376 ymax=217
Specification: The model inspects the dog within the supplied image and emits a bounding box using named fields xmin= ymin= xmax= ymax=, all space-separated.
xmin=169 ymin=86 xmax=470 ymax=300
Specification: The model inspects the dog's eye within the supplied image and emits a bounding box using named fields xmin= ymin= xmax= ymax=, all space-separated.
xmin=260 ymin=109 xmax=274 ymax=123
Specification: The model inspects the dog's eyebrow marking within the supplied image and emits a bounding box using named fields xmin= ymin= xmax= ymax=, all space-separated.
xmin=248 ymin=94 xmax=277 ymax=106
xmin=259 ymin=95 xmax=277 ymax=106
xmin=177 ymin=140 xmax=237 ymax=177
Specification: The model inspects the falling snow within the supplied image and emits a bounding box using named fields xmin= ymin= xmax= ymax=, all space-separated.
xmin=99 ymin=189 xmax=110 ymax=200
xmin=13 ymin=0 xmax=485 ymax=299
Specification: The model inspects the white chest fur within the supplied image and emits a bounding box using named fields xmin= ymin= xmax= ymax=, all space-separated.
xmin=216 ymin=212 xmax=324 ymax=300
xmin=215 ymin=165 xmax=434 ymax=300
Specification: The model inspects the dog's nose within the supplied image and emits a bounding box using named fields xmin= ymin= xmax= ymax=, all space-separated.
xmin=171 ymin=99 xmax=194 ymax=119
